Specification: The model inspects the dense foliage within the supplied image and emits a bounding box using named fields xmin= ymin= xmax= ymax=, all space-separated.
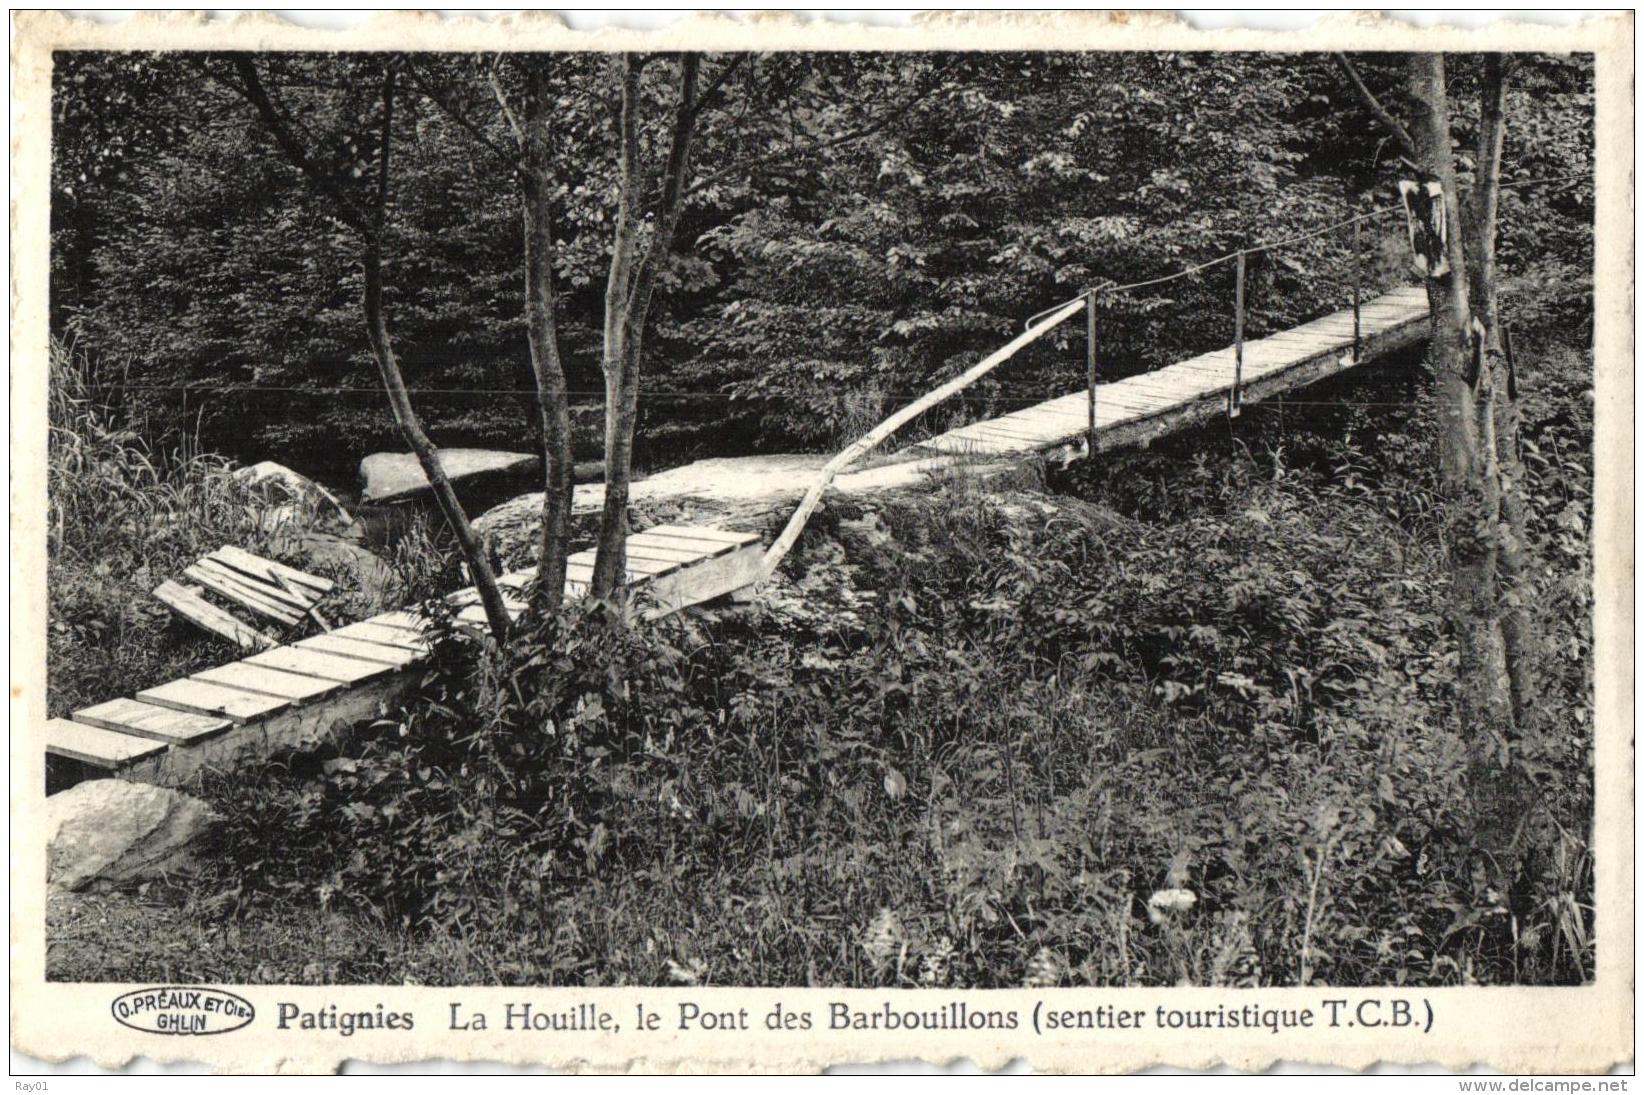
xmin=45 ymin=338 xmax=453 ymax=716
xmin=50 ymin=340 xmax=1594 ymax=987
xmin=52 ymin=51 xmax=1592 ymax=479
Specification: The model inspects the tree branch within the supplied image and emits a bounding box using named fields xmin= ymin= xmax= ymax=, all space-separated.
xmin=1333 ymin=52 xmax=1419 ymax=164
xmin=603 ymin=55 xmax=646 ymax=326
xmin=488 ymin=54 xmax=528 ymax=147
xmin=629 ymin=53 xmax=702 ymax=313
xmin=401 ymin=55 xmax=519 ymax=170
xmin=685 ymin=53 xmax=745 ymax=119
xmin=231 ymin=56 xmax=374 ymax=236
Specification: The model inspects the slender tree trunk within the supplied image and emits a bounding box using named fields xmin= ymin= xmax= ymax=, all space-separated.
xmin=1406 ymin=53 xmax=1533 ymax=876
xmin=361 ymin=242 xmax=514 ymax=641
xmin=590 ymin=54 xmax=702 ymax=598
xmin=1467 ymin=56 xmax=1539 ymax=731
xmin=233 ymin=56 xmax=514 ymax=642
xmin=518 ymin=64 xmax=575 ymax=614
xmin=589 ymin=56 xmax=647 ymax=599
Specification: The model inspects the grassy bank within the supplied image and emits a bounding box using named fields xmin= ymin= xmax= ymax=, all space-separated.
xmin=45 ymin=340 xmax=448 ymax=717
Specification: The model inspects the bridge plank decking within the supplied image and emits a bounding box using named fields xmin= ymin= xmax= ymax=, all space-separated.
xmin=917 ymin=286 xmax=1428 ymax=458
xmin=46 ymin=525 xmax=764 ymax=791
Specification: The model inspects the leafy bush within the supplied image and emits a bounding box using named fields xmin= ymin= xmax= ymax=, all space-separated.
xmin=182 ymin=343 xmax=1593 ymax=987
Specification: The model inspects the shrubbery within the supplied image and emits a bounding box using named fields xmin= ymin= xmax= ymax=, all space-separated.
xmin=163 ymin=341 xmax=1593 ymax=989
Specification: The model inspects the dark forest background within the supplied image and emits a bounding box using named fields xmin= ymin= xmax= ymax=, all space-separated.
xmin=51 ymin=50 xmax=1593 ymax=487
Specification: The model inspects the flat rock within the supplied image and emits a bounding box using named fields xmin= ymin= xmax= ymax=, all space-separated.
xmin=472 ymin=451 xmax=1020 ymax=566
xmin=46 ymin=780 xmax=219 ymax=892
xmin=359 ymin=449 xmax=537 ymax=505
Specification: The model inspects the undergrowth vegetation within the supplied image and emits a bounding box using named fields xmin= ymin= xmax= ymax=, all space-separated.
xmin=46 ymin=340 xmax=395 ymax=716
xmin=49 ymin=338 xmax=1594 ymax=990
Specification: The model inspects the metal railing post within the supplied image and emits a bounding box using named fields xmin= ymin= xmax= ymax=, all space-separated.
xmin=1085 ymin=289 xmax=1097 ymax=457
xmin=1229 ymin=249 xmax=1246 ymax=418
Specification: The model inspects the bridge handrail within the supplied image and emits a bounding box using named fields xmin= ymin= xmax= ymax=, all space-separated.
xmin=759 ymin=171 xmax=1592 ymax=583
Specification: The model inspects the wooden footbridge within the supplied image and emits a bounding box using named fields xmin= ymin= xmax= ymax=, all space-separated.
xmin=45 ymin=279 xmax=1430 ymax=793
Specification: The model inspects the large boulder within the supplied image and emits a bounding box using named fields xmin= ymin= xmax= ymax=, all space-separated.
xmin=359 ymin=449 xmax=537 ymax=505
xmin=474 ymin=454 xmax=831 ymax=562
xmin=470 ymin=450 xmax=1025 ymax=566
xmin=233 ymin=460 xmax=353 ymax=532
xmin=47 ymin=780 xmax=219 ymax=892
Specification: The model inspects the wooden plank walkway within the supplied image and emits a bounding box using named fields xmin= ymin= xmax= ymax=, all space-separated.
xmin=45 ymin=525 xmax=763 ymax=792
xmin=916 ymin=285 xmax=1429 ymax=458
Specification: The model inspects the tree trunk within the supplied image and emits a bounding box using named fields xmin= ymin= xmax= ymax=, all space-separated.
xmin=1406 ymin=53 xmax=1534 ymax=877
xmin=362 ymin=242 xmax=514 ymax=642
xmin=1467 ymin=56 xmax=1539 ymax=731
xmin=518 ymin=63 xmax=575 ymax=615
xmin=590 ymin=54 xmax=702 ymax=599
xmin=233 ymin=56 xmax=514 ymax=643
xmin=589 ymin=55 xmax=648 ymax=599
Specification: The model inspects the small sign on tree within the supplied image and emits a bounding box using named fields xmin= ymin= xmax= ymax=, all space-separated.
xmin=1398 ymin=179 xmax=1450 ymax=277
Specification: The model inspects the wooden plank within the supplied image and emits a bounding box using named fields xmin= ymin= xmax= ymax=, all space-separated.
xmin=155 ymin=672 xmax=415 ymax=786
xmin=192 ymin=662 xmax=344 ymax=704
xmin=332 ymin=620 xmax=433 ymax=653
xmin=197 ymin=556 xmax=315 ymax=611
xmin=71 ymin=697 xmax=231 ymax=745
xmin=1250 ymin=331 xmax=1347 ymax=352
xmin=136 ymin=677 xmax=291 ymax=723
xmin=1099 ymin=383 xmax=1185 ymax=409
xmin=183 ymin=563 xmax=304 ymax=627
xmin=45 ymin=718 xmax=167 ymax=769
xmin=562 ymin=561 xmax=661 ymax=587
xmin=153 ymin=579 xmax=277 ymax=651
xmin=446 ymin=588 xmax=532 ymax=614
xmin=564 ymin=559 xmax=656 ymax=586
xmin=209 ymin=544 xmax=334 ymax=595
xmin=296 ymin=633 xmax=424 ymax=668
xmin=366 ymin=610 xmax=435 ymax=633
xmin=955 ymin=420 xmax=1062 ymax=445
xmin=628 ymin=531 xmax=737 ymax=558
xmin=622 ymin=542 xmax=713 ymax=564
xmin=920 ymin=429 xmax=1028 ymax=454
xmin=1017 ymin=396 xmax=1141 ymax=426
xmin=637 ymin=541 xmax=766 ymax=619
xmin=981 ymin=415 xmax=1081 ymax=441
xmin=935 ymin=418 xmax=1041 ymax=443
xmin=641 ymin=525 xmax=760 ymax=547
xmin=246 ymin=645 xmax=393 ymax=685
xmin=563 ymin=549 xmax=682 ymax=578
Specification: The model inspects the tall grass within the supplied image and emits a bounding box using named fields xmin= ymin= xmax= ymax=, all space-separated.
xmin=48 ymin=339 xmax=301 ymax=714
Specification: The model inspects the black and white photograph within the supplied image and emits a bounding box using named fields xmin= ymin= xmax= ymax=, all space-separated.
xmin=13 ymin=9 xmax=1631 ymax=1077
